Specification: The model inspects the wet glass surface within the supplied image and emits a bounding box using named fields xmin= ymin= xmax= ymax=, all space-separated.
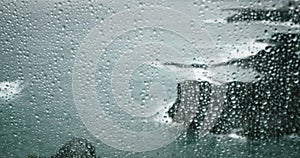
xmin=0 ymin=0 xmax=299 ymax=157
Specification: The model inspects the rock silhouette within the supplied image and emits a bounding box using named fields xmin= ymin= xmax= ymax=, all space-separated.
xmin=168 ymin=33 xmax=300 ymax=139
xmin=51 ymin=138 xmax=96 ymax=158
xmin=225 ymin=1 xmax=300 ymax=24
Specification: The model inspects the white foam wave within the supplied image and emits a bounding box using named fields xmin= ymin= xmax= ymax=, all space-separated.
xmin=163 ymin=62 xmax=263 ymax=85
xmin=218 ymin=40 xmax=268 ymax=63
xmin=207 ymin=64 xmax=263 ymax=84
xmin=0 ymin=80 xmax=24 ymax=101
xmin=284 ymin=134 xmax=300 ymax=140
xmin=152 ymin=102 xmax=174 ymax=125
xmin=216 ymin=128 xmax=247 ymax=142
xmin=260 ymin=20 xmax=300 ymax=28
xmin=204 ymin=18 xmax=227 ymax=24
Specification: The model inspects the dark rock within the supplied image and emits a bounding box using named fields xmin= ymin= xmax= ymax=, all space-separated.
xmin=168 ymin=80 xmax=212 ymax=129
xmin=256 ymin=33 xmax=300 ymax=47
xmin=191 ymin=63 xmax=208 ymax=69
xmin=164 ymin=62 xmax=208 ymax=69
xmin=168 ymin=80 xmax=207 ymax=127
xmin=168 ymin=33 xmax=300 ymax=140
xmin=224 ymin=2 xmax=300 ymax=24
xmin=51 ymin=138 xmax=96 ymax=158
xmin=209 ymin=81 xmax=252 ymax=135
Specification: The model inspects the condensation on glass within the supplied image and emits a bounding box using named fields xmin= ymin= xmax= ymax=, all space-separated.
xmin=0 ymin=0 xmax=299 ymax=157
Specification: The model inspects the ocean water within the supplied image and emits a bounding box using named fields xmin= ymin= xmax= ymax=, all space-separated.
xmin=0 ymin=0 xmax=299 ymax=157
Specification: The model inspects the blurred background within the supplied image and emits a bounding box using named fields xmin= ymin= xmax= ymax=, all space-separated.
xmin=0 ymin=0 xmax=299 ymax=157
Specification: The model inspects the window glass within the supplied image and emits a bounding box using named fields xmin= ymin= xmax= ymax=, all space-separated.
xmin=0 ymin=0 xmax=299 ymax=157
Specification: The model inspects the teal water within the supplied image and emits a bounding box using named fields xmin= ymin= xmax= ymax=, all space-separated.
xmin=0 ymin=0 xmax=299 ymax=157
